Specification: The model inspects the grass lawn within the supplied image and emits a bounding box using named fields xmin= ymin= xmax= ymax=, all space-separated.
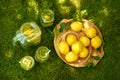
xmin=0 ymin=0 xmax=120 ymax=80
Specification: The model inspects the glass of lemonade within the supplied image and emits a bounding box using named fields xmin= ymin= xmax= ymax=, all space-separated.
xmin=19 ymin=56 xmax=35 ymax=71
xmin=40 ymin=9 xmax=54 ymax=27
xmin=34 ymin=46 xmax=51 ymax=63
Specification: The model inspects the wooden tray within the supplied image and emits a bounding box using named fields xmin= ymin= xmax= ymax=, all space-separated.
xmin=53 ymin=19 xmax=104 ymax=67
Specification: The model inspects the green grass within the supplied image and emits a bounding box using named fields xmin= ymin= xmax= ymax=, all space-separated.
xmin=0 ymin=0 xmax=120 ymax=80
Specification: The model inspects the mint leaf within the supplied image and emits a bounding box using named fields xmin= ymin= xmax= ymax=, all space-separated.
xmin=91 ymin=55 xmax=100 ymax=60
xmin=60 ymin=22 xmax=66 ymax=32
xmin=86 ymin=61 xmax=94 ymax=68
xmin=65 ymin=24 xmax=70 ymax=30
xmin=55 ymin=27 xmax=60 ymax=36
xmin=97 ymin=48 xmax=101 ymax=53
xmin=60 ymin=22 xmax=66 ymax=29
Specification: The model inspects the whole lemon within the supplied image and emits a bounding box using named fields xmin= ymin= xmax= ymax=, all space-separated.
xmin=66 ymin=34 xmax=77 ymax=46
xmin=91 ymin=36 xmax=102 ymax=49
xmin=85 ymin=27 xmax=97 ymax=38
xmin=79 ymin=47 xmax=89 ymax=58
xmin=71 ymin=41 xmax=83 ymax=54
xmin=79 ymin=36 xmax=90 ymax=47
xmin=70 ymin=21 xmax=83 ymax=32
xmin=58 ymin=41 xmax=70 ymax=54
xmin=65 ymin=51 xmax=78 ymax=62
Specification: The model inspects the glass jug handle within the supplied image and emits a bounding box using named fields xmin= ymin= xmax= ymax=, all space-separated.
xmin=13 ymin=31 xmax=26 ymax=46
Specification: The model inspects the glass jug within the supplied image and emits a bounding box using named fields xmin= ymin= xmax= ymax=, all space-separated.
xmin=13 ymin=22 xmax=41 ymax=49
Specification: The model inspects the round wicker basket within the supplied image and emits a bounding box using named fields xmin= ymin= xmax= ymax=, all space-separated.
xmin=53 ymin=19 xmax=104 ymax=67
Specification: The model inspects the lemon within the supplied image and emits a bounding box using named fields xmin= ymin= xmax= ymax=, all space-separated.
xmin=65 ymin=51 xmax=78 ymax=62
xmin=85 ymin=27 xmax=97 ymax=38
xmin=70 ymin=21 xmax=83 ymax=32
xmin=79 ymin=47 xmax=89 ymax=58
xmin=66 ymin=34 xmax=77 ymax=46
xmin=71 ymin=41 xmax=83 ymax=54
xmin=91 ymin=36 xmax=102 ymax=49
xmin=79 ymin=36 xmax=90 ymax=47
xmin=23 ymin=29 xmax=35 ymax=36
xmin=58 ymin=41 xmax=70 ymax=54
xmin=44 ymin=15 xmax=50 ymax=21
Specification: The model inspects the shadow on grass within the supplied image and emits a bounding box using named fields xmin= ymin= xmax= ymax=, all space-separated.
xmin=0 ymin=0 xmax=120 ymax=80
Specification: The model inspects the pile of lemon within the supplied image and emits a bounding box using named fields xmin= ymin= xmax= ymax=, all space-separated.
xmin=58 ymin=21 xmax=102 ymax=63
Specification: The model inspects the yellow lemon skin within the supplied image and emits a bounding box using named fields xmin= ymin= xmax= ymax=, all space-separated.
xmin=79 ymin=36 xmax=90 ymax=47
xmin=66 ymin=34 xmax=77 ymax=46
xmin=71 ymin=41 xmax=83 ymax=54
xmin=79 ymin=47 xmax=89 ymax=58
xmin=65 ymin=51 xmax=78 ymax=62
xmin=85 ymin=27 xmax=97 ymax=38
xmin=91 ymin=36 xmax=102 ymax=49
xmin=58 ymin=41 xmax=70 ymax=54
xmin=44 ymin=15 xmax=50 ymax=20
xmin=70 ymin=21 xmax=83 ymax=32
